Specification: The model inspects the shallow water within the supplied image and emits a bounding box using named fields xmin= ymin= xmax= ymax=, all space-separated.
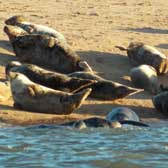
xmin=0 ymin=122 xmax=168 ymax=168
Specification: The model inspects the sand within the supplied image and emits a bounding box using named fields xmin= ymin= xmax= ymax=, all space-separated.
xmin=0 ymin=0 xmax=168 ymax=125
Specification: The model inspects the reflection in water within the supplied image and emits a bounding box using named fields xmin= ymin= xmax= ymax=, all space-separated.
xmin=0 ymin=123 xmax=168 ymax=168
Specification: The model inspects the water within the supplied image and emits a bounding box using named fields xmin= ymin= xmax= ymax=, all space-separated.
xmin=0 ymin=123 xmax=168 ymax=168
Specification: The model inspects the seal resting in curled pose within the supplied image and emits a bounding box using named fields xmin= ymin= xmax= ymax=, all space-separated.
xmin=130 ymin=64 xmax=159 ymax=94
xmin=8 ymin=72 xmax=92 ymax=114
xmin=59 ymin=107 xmax=149 ymax=129
xmin=5 ymin=15 xmax=67 ymax=45
xmin=4 ymin=25 xmax=93 ymax=73
xmin=6 ymin=61 xmax=96 ymax=93
xmin=68 ymin=71 xmax=141 ymax=100
xmin=115 ymin=42 xmax=168 ymax=74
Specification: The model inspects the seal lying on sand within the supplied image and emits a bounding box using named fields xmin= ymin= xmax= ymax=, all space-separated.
xmin=152 ymin=91 xmax=168 ymax=116
xmin=68 ymin=71 xmax=141 ymax=100
xmin=6 ymin=61 xmax=96 ymax=93
xmin=130 ymin=64 xmax=159 ymax=94
xmin=5 ymin=15 xmax=67 ymax=45
xmin=4 ymin=26 xmax=93 ymax=73
xmin=8 ymin=72 xmax=92 ymax=114
xmin=60 ymin=107 xmax=149 ymax=129
xmin=115 ymin=42 xmax=168 ymax=74
xmin=4 ymin=25 xmax=28 ymax=41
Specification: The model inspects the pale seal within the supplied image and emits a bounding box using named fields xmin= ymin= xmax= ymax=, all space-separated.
xmin=130 ymin=64 xmax=159 ymax=94
xmin=115 ymin=42 xmax=168 ymax=74
xmin=4 ymin=25 xmax=28 ymax=41
xmin=4 ymin=26 xmax=93 ymax=73
xmin=68 ymin=71 xmax=141 ymax=100
xmin=8 ymin=72 xmax=92 ymax=114
xmin=5 ymin=15 xmax=67 ymax=45
xmin=6 ymin=61 xmax=96 ymax=93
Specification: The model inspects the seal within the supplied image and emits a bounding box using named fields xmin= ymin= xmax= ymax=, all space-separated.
xmin=115 ymin=42 xmax=168 ymax=74
xmin=8 ymin=72 xmax=92 ymax=114
xmin=5 ymin=15 xmax=67 ymax=45
xmin=68 ymin=71 xmax=141 ymax=100
xmin=4 ymin=27 xmax=93 ymax=73
xmin=106 ymin=107 xmax=149 ymax=127
xmin=152 ymin=91 xmax=168 ymax=116
xmin=60 ymin=107 xmax=149 ymax=129
xmin=130 ymin=64 xmax=159 ymax=94
xmin=61 ymin=118 xmax=122 ymax=129
xmin=4 ymin=25 xmax=28 ymax=41
xmin=6 ymin=61 xmax=96 ymax=93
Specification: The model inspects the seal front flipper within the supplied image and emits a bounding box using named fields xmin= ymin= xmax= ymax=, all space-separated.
xmin=70 ymin=88 xmax=92 ymax=108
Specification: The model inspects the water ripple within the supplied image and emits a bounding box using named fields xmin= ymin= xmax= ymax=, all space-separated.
xmin=0 ymin=125 xmax=168 ymax=167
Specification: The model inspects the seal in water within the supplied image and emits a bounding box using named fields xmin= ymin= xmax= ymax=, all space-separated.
xmin=60 ymin=107 xmax=149 ymax=129
xmin=115 ymin=42 xmax=168 ymax=74
xmin=130 ymin=64 xmax=159 ymax=94
xmin=61 ymin=118 xmax=122 ymax=129
xmin=106 ymin=107 xmax=149 ymax=127
xmin=6 ymin=61 xmax=96 ymax=93
xmin=68 ymin=71 xmax=141 ymax=100
xmin=5 ymin=15 xmax=67 ymax=45
xmin=8 ymin=72 xmax=92 ymax=114
xmin=4 ymin=26 xmax=93 ymax=73
xmin=152 ymin=91 xmax=168 ymax=116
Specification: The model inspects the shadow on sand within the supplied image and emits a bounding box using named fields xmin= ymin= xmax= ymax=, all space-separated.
xmin=0 ymin=40 xmax=13 ymax=53
xmin=0 ymin=52 xmax=16 ymax=66
xmin=77 ymin=50 xmax=131 ymax=83
xmin=155 ymin=44 xmax=168 ymax=49
xmin=121 ymin=27 xmax=168 ymax=34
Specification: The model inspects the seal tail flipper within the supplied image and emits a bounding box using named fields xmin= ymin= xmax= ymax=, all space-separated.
xmin=120 ymin=120 xmax=150 ymax=127
xmin=117 ymin=85 xmax=143 ymax=98
xmin=72 ymin=88 xmax=92 ymax=108
xmin=115 ymin=45 xmax=128 ymax=51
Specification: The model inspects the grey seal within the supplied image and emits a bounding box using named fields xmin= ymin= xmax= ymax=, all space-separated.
xmin=5 ymin=15 xmax=67 ymax=45
xmin=6 ymin=61 xmax=96 ymax=93
xmin=115 ymin=42 xmax=168 ymax=74
xmin=8 ymin=72 xmax=92 ymax=114
xmin=68 ymin=71 xmax=141 ymax=100
xmin=152 ymin=91 xmax=168 ymax=116
xmin=60 ymin=107 xmax=149 ymax=129
xmin=4 ymin=26 xmax=93 ymax=73
xmin=130 ymin=64 xmax=159 ymax=94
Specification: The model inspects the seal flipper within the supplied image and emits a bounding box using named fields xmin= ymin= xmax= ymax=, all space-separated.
xmin=120 ymin=120 xmax=149 ymax=127
xmin=115 ymin=45 xmax=128 ymax=51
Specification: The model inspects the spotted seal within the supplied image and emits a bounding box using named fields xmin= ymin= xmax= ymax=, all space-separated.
xmin=6 ymin=61 xmax=96 ymax=93
xmin=5 ymin=15 xmax=67 ymax=45
xmin=115 ymin=42 xmax=168 ymax=74
xmin=8 ymin=72 xmax=92 ymax=114
xmin=130 ymin=64 xmax=159 ymax=94
xmin=68 ymin=71 xmax=141 ymax=100
xmin=4 ymin=26 xmax=93 ymax=73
